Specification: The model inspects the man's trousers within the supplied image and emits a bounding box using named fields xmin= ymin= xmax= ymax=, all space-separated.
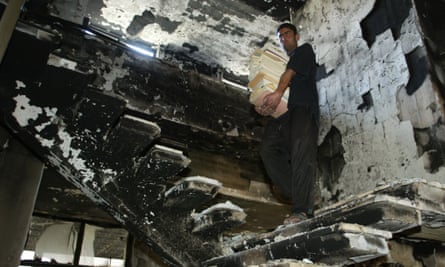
xmin=260 ymin=105 xmax=319 ymax=215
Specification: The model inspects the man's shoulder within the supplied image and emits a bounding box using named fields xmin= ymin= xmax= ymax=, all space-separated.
xmin=297 ymin=43 xmax=314 ymax=53
xmin=288 ymin=44 xmax=314 ymax=62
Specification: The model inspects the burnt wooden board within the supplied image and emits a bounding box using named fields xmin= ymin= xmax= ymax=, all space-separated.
xmin=204 ymin=223 xmax=391 ymax=266
xmin=164 ymin=176 xmax=221 ymax=210
xmin=192 ymin=201 xmax=247 ymax=237
xmin=230 ymin=180 xmax=445 ymax=252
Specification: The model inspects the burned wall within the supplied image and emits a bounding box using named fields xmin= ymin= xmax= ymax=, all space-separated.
xmin=293 ymin=0 xmax=445 ymax=204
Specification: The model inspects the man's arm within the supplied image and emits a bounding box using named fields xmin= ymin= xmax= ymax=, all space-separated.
xmin=255 ymin=68 xmax=296 ymax=116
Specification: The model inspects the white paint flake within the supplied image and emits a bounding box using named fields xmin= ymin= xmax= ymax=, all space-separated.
xmin=58 ymin=130 xmax=73 ymax=158
xmin=15 ymin=80 xmax=26 ymax=89
xmin=101 ymin=54 xmax=129 ymax=91
xmin=47 ymin=54 xmax=78 ymax=71
xmin=36 ymin=134 xmax=55 ymax=148
xmin=102 ymin=169 xmax=118 ymax=185
xmin=13 ymin=94 xmax=43 ymax=127
xmin=34 ymin=107 xmax=58 ymax=132
xmin=225 ymin=127 xmax=239 ymax=137
xmin=55 ymin=128 xmax=96 ymax=183
xmin=35 ymin=121 xmax=52 ymax=132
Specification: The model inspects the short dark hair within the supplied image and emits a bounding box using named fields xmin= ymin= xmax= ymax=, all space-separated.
xmin=277 ymin=23 xmax=297 ymax=34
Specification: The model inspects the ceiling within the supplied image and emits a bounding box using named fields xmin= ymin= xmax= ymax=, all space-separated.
xmin=26 ymin=0 xmax=304 ymax=85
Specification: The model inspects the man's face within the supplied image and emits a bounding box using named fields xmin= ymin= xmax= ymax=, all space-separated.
xmin=277 ymin=28 xmax=299 ymax=54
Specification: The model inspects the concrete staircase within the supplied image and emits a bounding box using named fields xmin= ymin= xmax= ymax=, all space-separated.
xmin=204 ymin=180 xmax=445 ymax=266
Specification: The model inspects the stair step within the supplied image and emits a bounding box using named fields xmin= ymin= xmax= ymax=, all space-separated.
xmin=107 ymin=145 xmax=191 ymax=211
xmin=103 ymin=114 xmax=161 ymax=167
xmin=230 ymin=179 xmax=445 ymax=252
xmin=204 ymin=223 xmax=391 ymax=266
xmin=134 ymin=144 xmax=191 ymax=182
xmin=192 ymin=201 xmax=246 ymax=236
xmin=164 ymin=176 xmax=222 ymax=210
xmin=67 ymin=88 xmax=126 ymax=139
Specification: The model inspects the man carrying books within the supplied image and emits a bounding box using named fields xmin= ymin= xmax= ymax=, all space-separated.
xmin=255 ymin=22 xmax=319 ymax=225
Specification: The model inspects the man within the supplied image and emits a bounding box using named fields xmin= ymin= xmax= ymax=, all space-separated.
xmin=255 ymin=23 xmax=319 ymax=224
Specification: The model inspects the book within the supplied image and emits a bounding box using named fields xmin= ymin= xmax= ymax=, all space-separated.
xmin=248 ymin=49 xmax=289 ymax=118
xmin=248 ymin=72 xmax=289 ymax=118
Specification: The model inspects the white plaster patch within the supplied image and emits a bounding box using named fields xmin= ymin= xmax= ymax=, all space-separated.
xmin=102 ymin=168 xmax=118 ymax=185
xmin=15 ymin=80 xmax=26 ymax=89
xmin=36 ymin=134 xmax=55 ymax=148
xmin=13 ymin=94 xmax=43 ymax=127
xmin=101 ymin=54 xmax=129 ymax=91
xmin=47 ymin=54 xmax=78 ymax=71
xmin=35 ymin=121 xmax=52 ymax=132
xmin=225 ymin=127 xmax=239 ymax=137
xmin=58 ymin=130 xmax=73 ymax=158
xmin=56 ymin=128 xmax=95 ymax=183
xmin=34 ymin=107 xmax=58 ymax=132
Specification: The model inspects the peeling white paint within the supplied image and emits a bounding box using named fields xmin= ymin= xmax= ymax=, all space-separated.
xmin=99 ymin=0 xmax=280 ymax=76
xmin=35 ymin=107 xmax=58 ymax=132
xmin=13 ymin=94 xmax=43 ymax=127
xmin=58 ymin=130 xmax=74 ymax=158
xmin=47 ymin=54 xmax=78 ymax=71
xmin=15 ymin=80 xmax=26 ymax=89
xmin=225 ymin=127 xmax=239 ymax=137
xmin=55 ymin=128 xmax=96 ymax=183
xmin=101 ymin=54 xmax=129 ymax=91
xmin=36 ymin=134 xmax=55 ymax=148
xmin=102 ymin=168 xmax=118 ymax=185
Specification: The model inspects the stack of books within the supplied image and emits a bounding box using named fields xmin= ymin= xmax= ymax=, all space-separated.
xmin=248 ymin=48 xmax=289 ymax=118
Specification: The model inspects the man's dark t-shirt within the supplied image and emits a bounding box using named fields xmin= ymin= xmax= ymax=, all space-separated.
xmin=286 ymin=43 xmax=318 ymax=111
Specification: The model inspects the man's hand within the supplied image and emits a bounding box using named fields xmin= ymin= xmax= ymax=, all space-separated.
xmin=255 ymin=91 xmax=283 ymax=116
xmin=254 ymin=68 xmax=293 ymax=116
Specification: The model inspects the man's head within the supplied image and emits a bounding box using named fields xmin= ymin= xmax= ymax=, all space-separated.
xmin=277 ymin=23 xmax=300 ymax=55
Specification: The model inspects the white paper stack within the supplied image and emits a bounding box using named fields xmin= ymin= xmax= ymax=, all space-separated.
xmin=248 ymin=48 xmax=289 ymax=118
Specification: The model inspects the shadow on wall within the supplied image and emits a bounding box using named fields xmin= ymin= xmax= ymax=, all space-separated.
xmin=317 ymin=126 xmax=345 ymax=204
xmin=414 ymin=121 xmax=445 ymax=173
xmin=360 ymin=0 xmax=428 ymax=96
xmin=360 ymin=0 xmax=412 ymax=48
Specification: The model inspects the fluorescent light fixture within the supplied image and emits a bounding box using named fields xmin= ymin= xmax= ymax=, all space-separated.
xmin=126 ymin=43 xmax=155 ymax=57
xmin=20 ymin=250 xmax=35 ymax=260
xmin=222 ymin=77 xmax=248 ymax=91
xmin=81 ymin=29 xmax=96 ymax=36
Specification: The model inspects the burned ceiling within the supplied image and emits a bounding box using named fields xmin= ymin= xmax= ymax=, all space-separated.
xmin=24 ymin=0 xmax=300 ymax=85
